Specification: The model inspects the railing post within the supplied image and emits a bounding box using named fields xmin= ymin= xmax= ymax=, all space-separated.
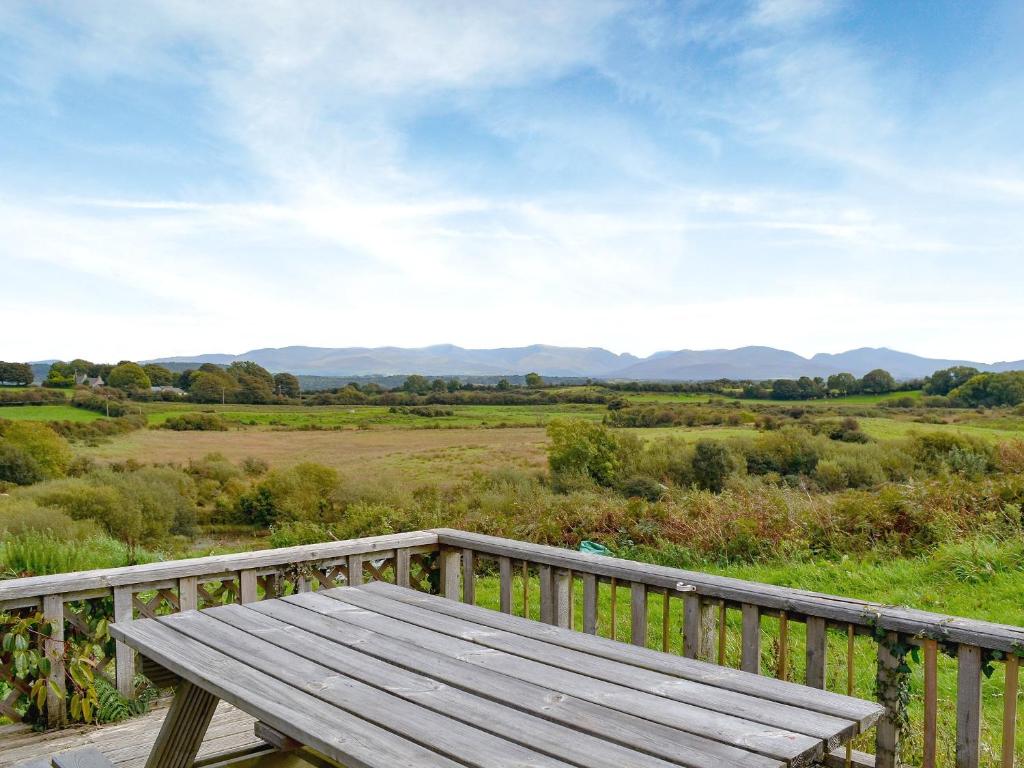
xmin=805 ymin=616 xmax=827 ymax=689
xmin=42 ymin=594 xmax=66 ymax=728
xmin=539 ymin=564 xmax=554 ymax=624
xmin=553 ymin=569 xmax=571 ymax=629
xmin=582 ymin=573 xmax=598 ymax=635
xmin=875 ymin=631 xmax=903 ymax=768
xmin=347 ymin=555 xmax=363 ymax=587
xmin=396 ymin=549 xmax=411 ymax=588
xmin=956 ymin=644 xmax=983 ymax=768
xmin=440 ymin=548 xmax=461 ymax=600
xmin=741 ymin=603 xmax=761 ymax=674
xmin=113 ymin=586 xmax=135 ymax=698
xmin=684 ymin=594 xmax=702 ymax=659
xmin=239 ymin=570 xmax=258 ymax=604
xmin=461 ymin=549 xmax=475 ymax=605
xmin=498 ymin=557 xmax=512 ymax=614
xmin=630 ymin=582 xmax=647 ymax=647
xmin=178 ymin=576 xmax=198 ymax=612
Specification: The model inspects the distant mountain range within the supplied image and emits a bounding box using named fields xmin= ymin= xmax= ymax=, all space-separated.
xmin=144 ymin=344 xmax=1024 ymax=381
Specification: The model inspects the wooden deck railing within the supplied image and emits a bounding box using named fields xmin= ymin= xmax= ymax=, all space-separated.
xmin=2 ymin=528 xmax=1022 ymax=768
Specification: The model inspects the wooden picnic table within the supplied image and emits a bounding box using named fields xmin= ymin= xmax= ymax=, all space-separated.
xmin=110 ymin=582 xmax=883 ymax=768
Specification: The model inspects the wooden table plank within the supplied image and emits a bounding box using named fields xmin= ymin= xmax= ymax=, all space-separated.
xmin=109 ymin=619 xmax=465 ymax=768
xmin=361 ymin=581 xmax=881 ymax=730
xmin=277 ymin=591 xmax=822 ymax=765
xmin=157 ymin=609 xmax=581 ymax=768
xmin=245 ymin=599 xmax=782 ymax=768
xmin=191 ymin=605 xmax=701 ymax=768
xmin=337 ymin=585 xmax=856 ymax=745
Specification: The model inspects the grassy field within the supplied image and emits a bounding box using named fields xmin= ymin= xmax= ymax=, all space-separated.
xmin=0 ymin=404 xmax=102 ymax=422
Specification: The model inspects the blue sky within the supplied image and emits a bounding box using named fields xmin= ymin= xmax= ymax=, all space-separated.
xmin=1 ymin=0 xmax=1022 ymax=363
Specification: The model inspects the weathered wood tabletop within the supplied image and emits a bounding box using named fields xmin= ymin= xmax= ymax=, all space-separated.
xmin=111 ymin=582 xmax=883 ymax=768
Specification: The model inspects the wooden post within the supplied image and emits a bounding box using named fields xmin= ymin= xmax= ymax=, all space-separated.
xmin=440 ymin=548 xmax=460 ymax=600
xmin=1003 ymin=654 xmax=1019 ymax=768
xmin=701 ymin=600 xmax=717 ymax=664
xmin=461 ymin=549 xmax=475 ymax=605
xmin=923 ymin=639 xmax=938 ymax=768
xmin=683 ymin=594 xmax=701 ymax=659
xmin=396 ymin=549 xmax=411 ymax=588
xmin=42 ymin=594 xmax=66 ymax=728
xmin=741 ymin=603 xmax=761 ymax=674
xmin=582 ymin=573 xmax=598 ymax=635
xmin=553 ymin=569 xmax=571 ymax=629
xmin=498 ymin=557 xmax=512 ymax=614
xmin=178 ymin=576 xmax=198 ymax=612
xmin=145 ymin=680 xmax=219 ymax=768
xmin=347 ymin=555 xmax=363 ymax=587
xmin=630 ymin=582 xmax=647 ymax=647
xmin=875 ymin=631 xmax=902 ymax=768
xmin=956 ymin=644 xmax=983 ymax=768
xmin=239 ymin=570 xmax=258 ymax=604
xmin=539 ymin=564 xmax=554 ymax=625
xmin=113 ymin=586 xmax=135 ymax=698
xmin=805 ymin=616 xmax=827 ymax=689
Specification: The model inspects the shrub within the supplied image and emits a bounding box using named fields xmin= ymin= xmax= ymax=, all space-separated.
xmin=691 ymin=440 xmax=735 ymax=492
xmin=0 ymin=421 xmax=71 ymax=478
xmin=0 ymin=442 xmax=44 ymax=485
xmin=239 ymin=462 xmax=342 ymax=526
xmin=161 ymin=412 xmax=229 ymax=431
xmin=814 ymin=459 xmax=848 ymax=492
xmin=547 ymin=420 xmax=621 ymax=486
xmin=744 ymin=427 xmax=823 ymax=476
xmin=618 ymin=475 xmax=665 ymax=501
xmin=240 ymin=456 xmax=270 ymax=477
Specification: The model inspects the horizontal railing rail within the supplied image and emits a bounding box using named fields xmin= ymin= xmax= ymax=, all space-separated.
xmin=2 ymin=528 xmax=1020 ymax=768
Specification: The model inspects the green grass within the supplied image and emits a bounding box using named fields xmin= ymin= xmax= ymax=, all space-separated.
xmin=858 ymin=416 xmax=1023 ymax=442
xmin=0 ymin=405 xmax=102 ymax=422
xmin=473 ymin=539 xmax=1024 ymax=766
xmin=625 ymin=390 xmax=923 ymax=406
xmin=141 ymin=402 xmax=608 ymax=429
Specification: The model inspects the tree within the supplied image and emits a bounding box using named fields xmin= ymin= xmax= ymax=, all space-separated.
xmin=402 ymin=375 xmax=429 ymax=394
xmin=859 ymin=368 xmax=895 ymax=394
xmin=924 ymin=366 xmax=980 ymax=396
xmin=524 ymin=372 xmax=543 ymax=388
xmin=107 ymin=362 xmax=151 ymax=392
xmin=143 ymin=364 xmax=175 ymax=387
xmin=0 ymin=362 xmax=34 ymax=386
xmin=226 ymin=361 xmax=275 ymax=403
xmin=44 ymin=361 xmax=76 ymax=388
xmin=951 ymin=371 xmax=1024 ymax=407
xmin=771 ymin=379 xmax=803 ymax=400
xmin=826 ymin=372 xmax=858 ymax=396
xmin=546 ymin=419 xmax=621 ymax=486
xmin=274 ymin=372 xmax=301 ymax=398
xmin=496 ymin=378 xmax=511 ymax=391
xmin=0 ymin=442 xmax=44 ymax=485
xmin=691 ymin=440 xmax=735 ymax=492
xmin=188 ymin=370 xmax=238 ymax=403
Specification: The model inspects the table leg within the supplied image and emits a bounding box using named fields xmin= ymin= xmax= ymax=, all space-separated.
xmin=145 ymin=680 xmax=219 ymax=768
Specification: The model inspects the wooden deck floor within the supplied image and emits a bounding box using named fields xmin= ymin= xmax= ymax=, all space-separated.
xmin=0 ymin=703 xmax=266 ymax=768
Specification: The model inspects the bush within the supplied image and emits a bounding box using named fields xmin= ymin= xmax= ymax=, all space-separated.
xmin=0 ymin=421 xmax=72 ymax=478
xmin=0 ymin=442 xmax=44 ymax=485
xmin=691 ymin=440 xmax=735 ymax=492
xmin=814 ymin=459 xmax=848 ymax=492
xmin=744 ymin=427 xmax=823 ymax=476
xmin=240 ymin=456 xmax=270 ymax=477
xmin=547 ymin=420 xmax=621 ymax=486
xmin=618 ymin=475 xmax=665 ymax=501
xmin=161 ymin=412 xmax=229 ymax=431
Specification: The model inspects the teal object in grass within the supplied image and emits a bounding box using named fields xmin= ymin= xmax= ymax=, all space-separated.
xmin=579 ymin=540 xmax=612 ymax=556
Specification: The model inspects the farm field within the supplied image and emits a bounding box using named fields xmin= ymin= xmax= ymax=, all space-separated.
xmin=0 ymin=404 xmax=102 ymax=422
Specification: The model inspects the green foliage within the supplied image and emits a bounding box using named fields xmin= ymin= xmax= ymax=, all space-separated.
xmin=238 ymin=463 xmax=342 ymax=526
xmin=0 ymin=361 xmax=34 ymax=386
xmin=160 ymin=412 xmax=229 ymax=431
xmin=744 ymin=427 xmax=823 ymax=476
xmin=923 ymin=366 xmax=979 ymax=396
xmin=0 ymin=421 xmax=72 ymax=479
xmin=0 ymin=442 xmax=44 ymax=485
xmin=951 ymin=371 xmax=1024 ymax=407
xmin=188 ymin=370 xmax=239 ymax=403
xmin=860 ymin=368 xmax=896 ymax=394
xmin=524 ymin=372 xmax=543 ymax=388
xmin=142 ymin=364 xmax=174 ymax=387
xmin=107 ymin=362 xmax=151 ymax=392
xmin=547 ymin=419 xmax=621 ymax=486
xmin=691 ymin=440 xmax=735 ymax=492
xmin=826 ymin=372 xmax=858 ymax=395
xmin=274 ymin=372 xmax=301 ymax=398
xmin=227 ymin=361 xmax=275 ymax=403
